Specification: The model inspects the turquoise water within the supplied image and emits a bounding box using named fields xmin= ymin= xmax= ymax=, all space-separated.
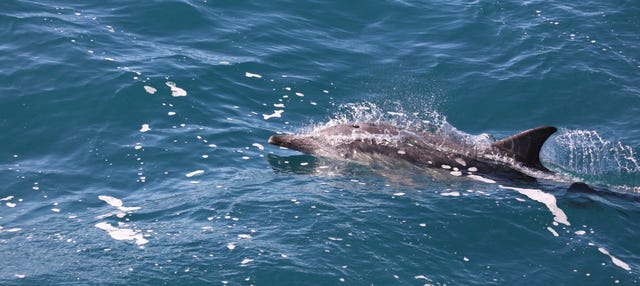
xmin=1 ymin=0 xmax=639 ymax=285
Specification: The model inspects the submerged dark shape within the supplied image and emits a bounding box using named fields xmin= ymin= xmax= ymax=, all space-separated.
xmin=567 ymin=182 xmax=640 ymax=203
xmin=268 ymin=123 xmax=557 ymax=179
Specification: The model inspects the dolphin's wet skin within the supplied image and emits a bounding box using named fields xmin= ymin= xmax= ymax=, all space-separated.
xmin=268 ymin=122 xmax=558 ymax=181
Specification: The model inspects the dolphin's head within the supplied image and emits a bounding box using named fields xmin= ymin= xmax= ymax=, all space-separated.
xmin=268 ymin=123 xmax=401 ymax=154
xmin=268 ymin=134 xmax=322 ymax=154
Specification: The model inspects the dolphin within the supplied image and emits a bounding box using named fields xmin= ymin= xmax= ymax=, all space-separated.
xmin=267 ymin=123 xmax=557 ymax=178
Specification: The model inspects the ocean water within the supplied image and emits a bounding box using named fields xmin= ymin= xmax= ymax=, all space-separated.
xmin=1 ymin=0 xmax=639 ymax=285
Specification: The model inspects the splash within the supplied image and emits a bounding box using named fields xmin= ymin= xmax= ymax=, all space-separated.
xmin=543 ymin=129 xmax=640 ymax=191
xmin=316 ymin=101 xmax=496 ymax=154
xmin=326 ymin=101 xmax=447 ymax=133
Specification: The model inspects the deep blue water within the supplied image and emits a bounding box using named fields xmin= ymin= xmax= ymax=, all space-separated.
xmin=1 ymin=0 xmax=639 ymax=285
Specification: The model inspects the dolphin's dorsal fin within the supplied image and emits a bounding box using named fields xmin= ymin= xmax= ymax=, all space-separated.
xmin=491 ymin=126 xmax=557 ymax=171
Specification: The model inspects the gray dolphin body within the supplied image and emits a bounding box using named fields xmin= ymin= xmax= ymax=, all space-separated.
xmin=268 ymin=123 xmax=557 ymax=177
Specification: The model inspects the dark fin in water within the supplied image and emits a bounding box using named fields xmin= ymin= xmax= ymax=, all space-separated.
xmin=491 ymin=126 xmax=558 ymax=171
xmin=568 ymin=182 xmax=597 ymax=193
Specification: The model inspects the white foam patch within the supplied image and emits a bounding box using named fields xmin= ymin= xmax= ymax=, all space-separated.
xmin=97 ymin=195 xmax=141 ymax=216
xmin=0 ymin=196 xmax=13 ymax=201
xmin=499 ymin=185 xmax=570 ymax=226
xmin=263 ymin=110 xmax=284 ymax=120
xmin=140 ymin=124 xmax=151 ymax=132
xmin=547 ymin=226 xmax=559 ymax=237
xmin=143 ymin=86 xmax=157 ymax=94
xmin=186 ymin=170 xmax=205 ymax=177
xmin=441 ymin=191 xmax=460 ymax=197
xmin=95 ymin=222 xmax=148 ymax=245
xmin=168 ymin=111 xmax=176 ymax=116
xmin=99 ymin=195 xmax=123 ymax=207
xmin=245 ymin=72 xmax=262 ymax=78
xmin=227 ymin=243 xmax=236 ymax=250
xmin=393 ymin=192 xmax=405 ymax=196
xmin=295 ymin=92 xmax=304 ymax=97
xmin=575 ymin=230 xmax=586 ymax=235
xmin=598 ymin=247 xmax=631 ymax=271
xmin=118 ymin=206 xmax=141 ymax=212
xmin=238 ymin=234 xmax=252 ymax=239
xmin=274 ymin=103 xmax=285 ymax=108
xmin=165 ymin=81 xmax=187 ymax=97
xmin=467 ymin=174 xmax=496 ymax=184
xmin=414 ymin=275 xmax=432 ymax=281
xmin=240 ymin=258 xmax=254 ymax=265
xmin=252 ymin=143 xmax=265 ymax=150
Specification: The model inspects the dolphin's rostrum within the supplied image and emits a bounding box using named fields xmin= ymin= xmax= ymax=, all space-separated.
xmin=268 ymin=123 xmax=557 ymax=177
